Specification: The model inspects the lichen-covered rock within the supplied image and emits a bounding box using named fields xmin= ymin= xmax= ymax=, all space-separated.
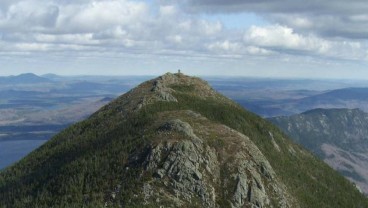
xmin=232 ymin=173 xmax=248 ymax=208
xmin=158 ymin=119 xmax=199 ymax=140
xmin=95 ymin=72 xmax=229 ymax=120
xmin=152 ymin=78 xmax=178 ymax=102
xmin=124 ymin=112 xmax=297 ymax=208
xmin=146 ymin=125 xmax=216 ymax=207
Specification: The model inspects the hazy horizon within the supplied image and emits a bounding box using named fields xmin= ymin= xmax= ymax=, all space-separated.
xmin=4 ymin=71 xmax=368 ymax=81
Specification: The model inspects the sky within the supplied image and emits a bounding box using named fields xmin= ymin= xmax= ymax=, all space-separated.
xmin=0 ymin=0 xmax=367 ymax=78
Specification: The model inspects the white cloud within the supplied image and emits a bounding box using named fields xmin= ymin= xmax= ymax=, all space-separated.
xmin=57 ymin=0 xmax=148 ymax=33
xmin=93 ymin=27 xmax=128 ymax=40
xmin=0 ymin=1 xmax=59 ymax=31
xmin=0 ymin=0 xmax=367 ymax=77
xmin=245 ymin=46 xmax=274 ymax=56
xmin=243 ymin=25 xmax=333 ymax=54
xmin=207 ymin=40 xmax=274 ymax=57
xmin=0 ymin=0 xmax=365 ymax=61
xmin=35 ymin=33 xmax=97 ymax=45
xmin=267 ymin=13 xmax=368 ymax=39
xmin=243 ymin=25 xmax=366 ymax=61
xmin=181 ymin=0 xmax=368 ymax=39
xmin=0 ymin=0 xmax=148 ymax=33
xmin=208 ymin=40 xmax=240 ymax=52
xmin=0 ymin=1 xmax=226 ymax=58
xmin=198 ymin=20 xmax=222 ymax=36
xmin=166 ymin=35 xmax=183 ymax=44
xmin=159 ymin=5 xmax=177 ymax=17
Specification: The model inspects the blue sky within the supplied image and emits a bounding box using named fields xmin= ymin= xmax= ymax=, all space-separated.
xmin=0 ymin=0 xmax=367 ymax=79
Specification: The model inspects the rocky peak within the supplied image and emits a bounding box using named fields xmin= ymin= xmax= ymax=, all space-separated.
xmin=152 ymin=72 xmax=217 ymax=97
xmin=95 ymin=72 xmax=221 ymax=118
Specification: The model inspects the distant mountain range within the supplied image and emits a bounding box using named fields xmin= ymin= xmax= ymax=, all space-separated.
xmin=236 ymin=87 xmax=368 ymax=117
xmin=0 ymin=73 xmax=51 ymax=84
xmin=292 ymin=88 xmax=368 ymax=112
xmin=270 ymin=108 xmax=368 ymax=194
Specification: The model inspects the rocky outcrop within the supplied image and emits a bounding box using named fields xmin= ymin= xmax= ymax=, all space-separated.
xmin=158 ymin=119 xmax=198 ymax=140
xmin=96 ymin=72 xmax=230 ymax=119
xmin=124 ymin=114 xmax=296 ymax=208
xmin=99 ymin=73 xmax=215 ymax=116
xmin=145 ymin=119 xmax=216 ymax=207
xmin=152 ymin=76 xmax=178 ymax=102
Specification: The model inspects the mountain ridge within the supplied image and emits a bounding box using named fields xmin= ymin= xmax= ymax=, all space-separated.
xmin=1 ymin=73 xmax=367 ymax=207
xmin=269 ymin=108 xmax=368 ymax=194
xmin=0 ymin=73 xmax=51 ymax=84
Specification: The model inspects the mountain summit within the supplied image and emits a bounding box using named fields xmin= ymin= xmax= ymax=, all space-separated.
xmin=1 ymin=73 xmax=367 ymax=207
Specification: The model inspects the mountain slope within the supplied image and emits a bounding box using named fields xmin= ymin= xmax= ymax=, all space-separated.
xmin=269 ymin=108 xmax=368 ymax=194
xmin=1 ymin=73 xmax=367 ymax=207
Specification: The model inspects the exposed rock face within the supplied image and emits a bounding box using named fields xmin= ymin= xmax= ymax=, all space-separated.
xmin=152 ymin=77 xmax=178 ymax=102
xmin=147 ymin=140 xmax=213 ymax=206
xmin=268 ymin=132 xmax=281 ymax=152
xmin=125 ymin=112 xmax=296 ymax=208
xmin=158 ymin=119 xmax=199 ymax=140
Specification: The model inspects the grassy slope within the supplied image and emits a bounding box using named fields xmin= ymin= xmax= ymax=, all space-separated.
xmin=0 ymin=85 xmax=367 ymax=207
